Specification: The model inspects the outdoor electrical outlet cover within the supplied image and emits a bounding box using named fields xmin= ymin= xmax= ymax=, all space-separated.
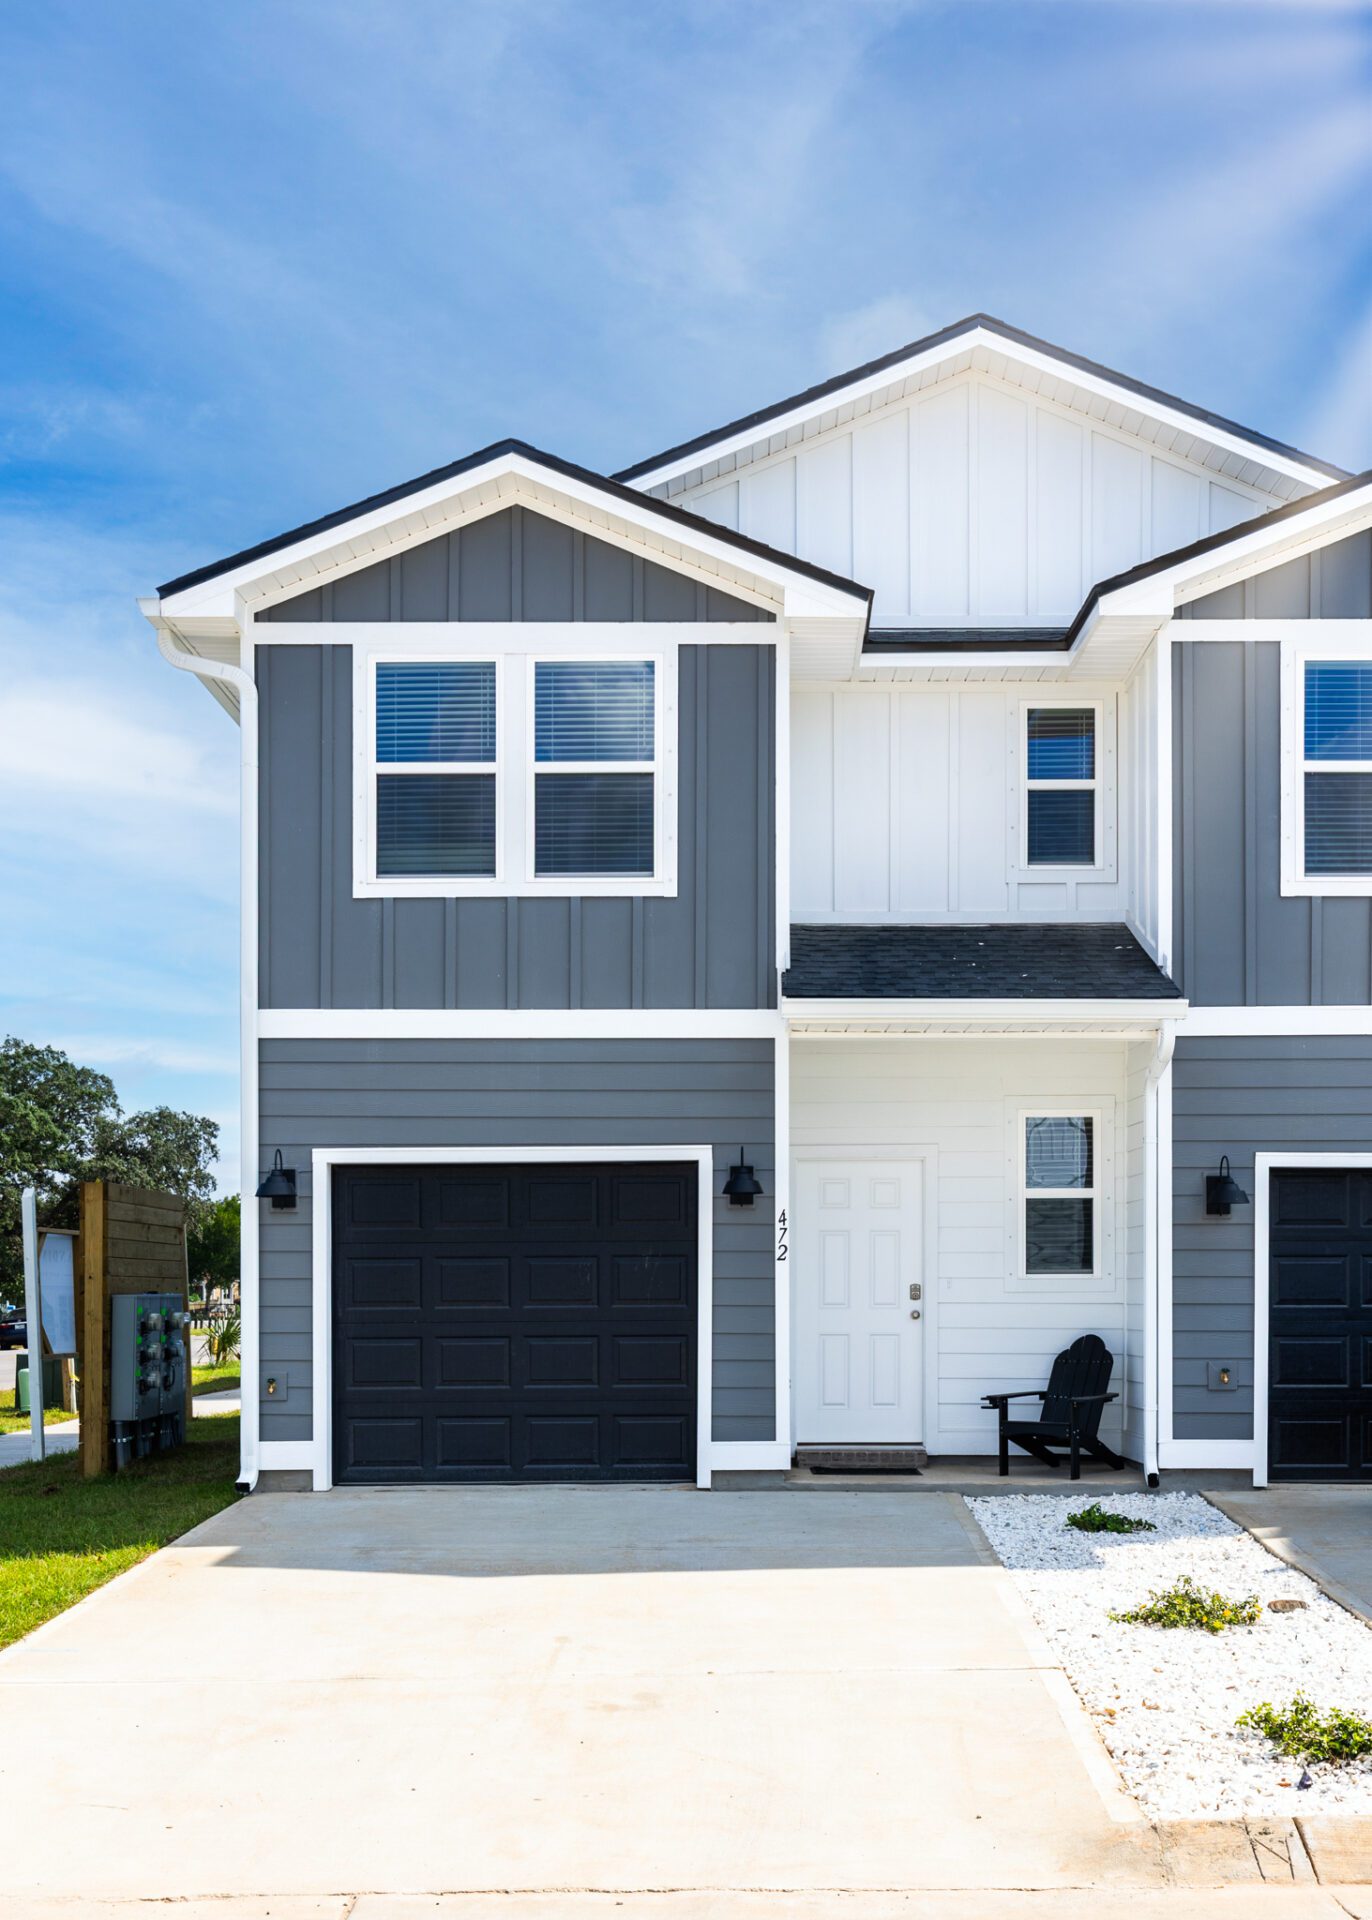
xmin=1206 ymin=1361 xmax=1238 ymax=1392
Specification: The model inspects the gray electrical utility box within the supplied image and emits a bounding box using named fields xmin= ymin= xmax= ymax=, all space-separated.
xmin=109 ymin=1291 xmax=188 ymax=1469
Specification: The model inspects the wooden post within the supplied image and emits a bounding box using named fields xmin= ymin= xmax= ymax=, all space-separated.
xmin=79 ymin=1181 xmax=108 ymax=1478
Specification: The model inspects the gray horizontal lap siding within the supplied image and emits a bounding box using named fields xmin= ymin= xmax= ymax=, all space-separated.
xmin=1172 ymin=1037 xmax=1372 ymax=1440
xmin=257 ymin=1038 xmax=777 ymax=1447
xmin=257 ymin=514 xmax=776 ymax=1012
xmin=1173 ymin=631 xmax=1372 ymax=1007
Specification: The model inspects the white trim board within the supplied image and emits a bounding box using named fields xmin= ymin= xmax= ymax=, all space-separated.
xmin=259 ymin=1008 xmax=785 ymax=1040
xmin=309 ymin=1143 xmax=716 ymax=1493
xmin=624 ymin=322 xmax=1335 ymax=495
xmin=1251 ymin=1150 xmax=1372 ymax=1489
xmin=1177 ymin=1007 xmax=1372 ymax=1037
xmin=1157 ymin=1439 xmax=1256 ymax=1470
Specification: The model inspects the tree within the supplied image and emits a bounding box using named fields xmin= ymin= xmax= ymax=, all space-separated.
xmin=187 ymin=1193 xmax=240 ymax=1300
xmin=0 ymin=1037 xmax=222 ymax=1306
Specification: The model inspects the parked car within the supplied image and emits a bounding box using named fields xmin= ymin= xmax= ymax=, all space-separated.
xmin=0 ymin=1317 xmax=27 ymax=1351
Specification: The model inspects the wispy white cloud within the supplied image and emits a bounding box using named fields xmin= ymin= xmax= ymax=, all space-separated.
xmin=0 ymin=681 xmax=236 ymax=814
xmin=819 ymin=295 xmax=935 ymax=377
xmin=48 ymin=1035 xmax=236 ymax=1078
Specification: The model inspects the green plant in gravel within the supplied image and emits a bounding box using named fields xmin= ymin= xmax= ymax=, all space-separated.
xmin=1066 ymin=1502 xmax=1156 ymax=1535
xmin=1109 ymin=1573 xmax=1262 ymax=1633
xmin=1237 ymin=1695 xmax=1372 ymax=1767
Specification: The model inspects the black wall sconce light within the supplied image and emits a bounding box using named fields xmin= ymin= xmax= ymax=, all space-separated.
xmin=255 ymin=1149 xmax=298 ymax=1211
xmin=1205 ymin=1155 xmax=1249 ymax=1216
xmin=723 ymin=1148 xmax=763 ymax=1207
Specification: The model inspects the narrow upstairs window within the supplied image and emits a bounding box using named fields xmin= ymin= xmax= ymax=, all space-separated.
xmin=1303 ymin=662 xmax=1372 ymax=876
xmin=1026 ymin=706 xmax=1096 ymax=865
xmin=534 ymin=660 xmax=656 ymax=877
xmin=1023 ymin=1115 xmax=1096 ymax=1277
xmin=374 ymin=660 xmax=497 ymax=876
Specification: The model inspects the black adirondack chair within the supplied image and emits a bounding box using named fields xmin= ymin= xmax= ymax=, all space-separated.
xmin=982 ymin=1334 xmax=1122 ymax=1480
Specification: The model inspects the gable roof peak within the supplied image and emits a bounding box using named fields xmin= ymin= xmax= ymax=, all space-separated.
xmin=614 ymin=312 xmax=1348 ymax=491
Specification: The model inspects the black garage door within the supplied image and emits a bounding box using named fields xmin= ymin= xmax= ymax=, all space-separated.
xmin=1269 ymin=1167 xmax=1372 ymax=1481
xmin=332 ymin=1161 xmax=697 ymax=1483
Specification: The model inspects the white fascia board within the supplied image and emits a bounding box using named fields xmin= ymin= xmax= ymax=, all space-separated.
xmin=782 ymin=997 xmax=1186 ymax=1030
xmin=1097 ymin=483 xmax=1372 ymax=624
xmin=258 ymin=1008 xmax=786 ymax=1040
xmin=154 ymin=449 xmax=868 ymax=627
xmin=626 ymin=324 xmax=1337 ymax=494
xmin=1177 ymin=1006 xmax=1372 ymax=1037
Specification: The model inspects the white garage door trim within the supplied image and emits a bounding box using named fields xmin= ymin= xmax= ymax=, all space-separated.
xmin=300 ymin=1144 xmax=715 ymax=1492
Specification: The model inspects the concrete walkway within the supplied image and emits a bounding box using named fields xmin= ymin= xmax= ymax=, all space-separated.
xmin=1 ymin=1485 xmax=1369 ymax=1914
xmin=0 ymin=1389 xmax=240 ymax=1471
xmin=1209 ymin=1486 xmax=1372 ymax=1626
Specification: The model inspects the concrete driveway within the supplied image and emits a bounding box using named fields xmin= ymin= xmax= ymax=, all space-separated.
xmin=1 ymin=1485 xmax=1365 ymax=1915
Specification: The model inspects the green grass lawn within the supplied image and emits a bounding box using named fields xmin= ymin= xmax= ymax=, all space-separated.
xmin=0 ymin=1406 xmax=79 ymax=1435
xmin=192 ymin=1362 xmax=241 ymax=1396
xmin=0 ymin=1415 xmax=242 ymax=1649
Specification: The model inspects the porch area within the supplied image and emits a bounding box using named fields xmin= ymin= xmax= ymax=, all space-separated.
xmin=787 ymin=1031 xmax=1166 ymax=1473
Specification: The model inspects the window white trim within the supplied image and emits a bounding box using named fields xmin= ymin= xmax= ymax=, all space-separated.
xmin=353 ymin=639 xmax=679 ymax=899
xmin=1007 ymin=1102 xmax=1113 ymax=1293
xmin=522 ymin=653 xmax=673 ymax=891
xmin=1014 ymin=696 xmax=1117 ymax=881
xmin=1280 ymin=640 xmax=1372 ymax=897
xmin=310 ymin=1144 xmax=715 ymax=1492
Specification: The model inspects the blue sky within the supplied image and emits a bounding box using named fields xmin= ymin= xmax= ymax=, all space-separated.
xmin=1 ymin=0 xmax=1369 ymax=1192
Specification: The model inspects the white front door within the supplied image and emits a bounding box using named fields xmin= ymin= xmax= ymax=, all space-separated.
xmin=794 ymin=1158 xmax=924 ymax=1445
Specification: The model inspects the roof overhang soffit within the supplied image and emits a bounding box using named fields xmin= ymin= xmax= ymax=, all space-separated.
xmin=1069 ymin=481 xmax=1372 ymax=679
xmin=782 ymin=997 xmax=1187 ymax=1038
xmin=627 ymin=323 xmax=1338 ymax=500
xmin=153 ymin=451 xmax=869 ymax=637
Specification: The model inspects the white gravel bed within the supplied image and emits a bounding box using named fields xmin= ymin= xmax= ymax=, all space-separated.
xmin=967 ymin=1490 xmax=1372 ymax=1820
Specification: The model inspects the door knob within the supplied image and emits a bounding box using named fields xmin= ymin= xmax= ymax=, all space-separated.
xmin=910 ymin=1308 xmax=921 ymax=1320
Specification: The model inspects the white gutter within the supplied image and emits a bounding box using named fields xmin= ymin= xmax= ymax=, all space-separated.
xmin=1142 ymin=1023 xmax=1176 ymax=1488
xmin=141 ymin=603 xmax=260 ymax=1493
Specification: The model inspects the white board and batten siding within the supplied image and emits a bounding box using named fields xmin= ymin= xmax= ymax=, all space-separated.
xmin=681 ymin=373 xmax=1277 ymax=627
xmin=791 ymin=1040 xmax=1148 ymax=1455
xmin=792 ymin=681 xmax=1125 ymax=922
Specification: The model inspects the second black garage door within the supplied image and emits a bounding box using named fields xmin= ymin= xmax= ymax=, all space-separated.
xmin=332 ymin=1161 xmax=697 ymax=1483
xmin=1269 ymin=1167 xmax=1372 ymax=1481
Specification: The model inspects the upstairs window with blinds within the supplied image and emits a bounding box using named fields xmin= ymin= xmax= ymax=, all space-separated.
xmin=374 ymin=661 xmax=497 ymax=876
xmin=533 ymin=660 xmax=657 ymax=877
xmin=1023 ymin=1114 xmax=1096 ymax=1278
xmin=1025 ymin=706 xmax=1096 ymax=865
xmin=1303 ymin=662 xmax=1372 ymax=877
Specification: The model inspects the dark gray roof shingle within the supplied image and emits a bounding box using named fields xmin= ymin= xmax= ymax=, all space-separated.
xmin=783 ymin=923 xmax=1182 ymax=1000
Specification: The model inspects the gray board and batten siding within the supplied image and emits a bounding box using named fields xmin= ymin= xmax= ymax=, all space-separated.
xmin=257 ymin=1037 xmax=778 ymax=1447
xmin=1171 ymin=1036 xmax=1372 ymax=1442
xmin=1171 ymin=530 xmax=1372 ymax=1009
xmin=257 ymin=507 xmax=777 ymax=1012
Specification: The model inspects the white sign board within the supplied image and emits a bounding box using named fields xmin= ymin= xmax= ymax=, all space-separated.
xmin=38 ymin=1230 xmax=77 ymax=1357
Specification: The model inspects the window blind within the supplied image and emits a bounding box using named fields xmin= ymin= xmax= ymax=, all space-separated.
xmin=1027 ymin=707 xmax=1094 ymax=781
xmin=535 ymin=661 xmax=654 ymax=762
xmin=376 ymin=773 xmax=496 ymax=876
xmin=377 ymin=661 xmax=496 ymax=764
xmin=534 ymin=773 xmax=654 ymax=876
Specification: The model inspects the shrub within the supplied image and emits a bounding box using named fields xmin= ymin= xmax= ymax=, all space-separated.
xmin=1110 ymin=1573 xmax=1261 ymax=1633
xmin=1237 ymin=1695 xmax=1372 ymax=1767
xmin=204 ymin=1305 xmax=241 ymax=1369
xmin=1067 ymin=1501 xmax=1156 ymax=1535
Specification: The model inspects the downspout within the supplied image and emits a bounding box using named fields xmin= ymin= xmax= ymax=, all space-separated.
xmin=1142 ymin=1023 xmax=1176 ymax=1488
xmin=142 ymin=606 xmax=260 ymax=1493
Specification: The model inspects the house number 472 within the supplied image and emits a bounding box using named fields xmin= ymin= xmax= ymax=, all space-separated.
xmin=777 ymin=1209 xmax=788 ymax=1263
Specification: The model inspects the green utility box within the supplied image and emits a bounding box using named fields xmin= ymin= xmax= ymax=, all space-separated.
xmin=15 ymin=1353 xmax=65 ymax=1415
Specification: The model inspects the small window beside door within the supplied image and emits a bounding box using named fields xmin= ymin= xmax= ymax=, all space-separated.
xmin=1025 ymin=706 xmax=1097 ymax=866
xmin=1022 ymin=1114 xmax=1096 ymax=1278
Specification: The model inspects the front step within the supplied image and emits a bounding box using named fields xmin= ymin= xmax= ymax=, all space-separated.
xmin=795 ymin=1444 xmax=929 ymax=1472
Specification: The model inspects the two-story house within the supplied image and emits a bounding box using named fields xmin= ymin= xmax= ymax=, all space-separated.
xmin=144 ymin=314 xmax=1372 ymax=1493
